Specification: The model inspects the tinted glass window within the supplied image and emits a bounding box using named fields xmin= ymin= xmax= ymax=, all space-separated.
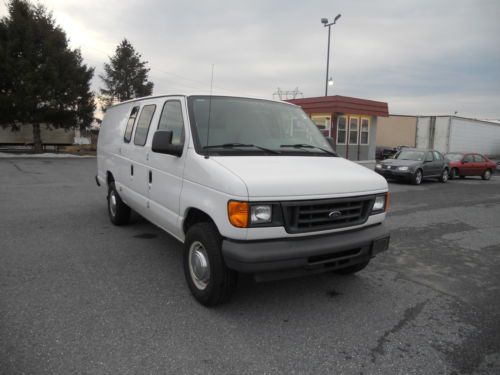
xmin=124 ymin=106 xmax=139 ymax=143
xmin=360 ymin=119 xmax=369 ymax=145
xmin=134 ymin=105 xmax=156 ymax=146
xmin=349 ymin=118 xmax=359 ymax=145
xmin=337 ymin=116 xmax=347 ymax=144
xmin=445 ymin=153 xmax=463 ymax=161
xmin=463 ymin=154 xmax=474 ymax=162
xmin=396 ymin=150 xmax=425 ymax=161
xmin=473 ymin=154 xmax=485 ymax=162
xmin=158 ymin=101 xmax=185 ymax=145
xmin=433 ymin=151 xmax=443 ymax=160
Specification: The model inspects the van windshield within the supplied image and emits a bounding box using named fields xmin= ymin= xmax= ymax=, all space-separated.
xmin=187 ymin=96 xmax=334 ymax=156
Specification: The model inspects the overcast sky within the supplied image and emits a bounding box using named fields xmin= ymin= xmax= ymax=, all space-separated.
xmin=2 ymin=0 xmax=500 ymax=118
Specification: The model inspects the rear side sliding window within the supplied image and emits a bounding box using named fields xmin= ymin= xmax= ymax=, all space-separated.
xmin=134 ymin=105 xmax=157 ymax=146
xmin=124 ymin=106 xmax=139 ymax=143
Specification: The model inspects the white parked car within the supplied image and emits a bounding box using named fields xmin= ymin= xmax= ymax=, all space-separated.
xmin=97 ymin=95 xmax=390 ymax=305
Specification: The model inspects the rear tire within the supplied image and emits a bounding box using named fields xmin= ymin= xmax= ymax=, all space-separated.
xmin=107 ymin=182 xmax=131 ymax=225
xmin=335 ymin=260 xmax=370 ymax=275
xmin=183 ymin=222 xmax=237 ymax=306
xmin=482 ymin=169 xmax=492 ymax=180
xmin=411 ymin=169 xmax=423 ymax=185
xmin=439 ymin=168 xmax=449 ymax=183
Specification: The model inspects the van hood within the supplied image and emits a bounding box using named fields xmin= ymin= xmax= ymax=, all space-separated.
xmin=212 ymin=156 xmax=387 ymax=198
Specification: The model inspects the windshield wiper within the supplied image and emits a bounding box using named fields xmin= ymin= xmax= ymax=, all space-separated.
xmin=280 ymin=143 xmax=337 ymax=156
xmin=203 ymin=143 xmax=281 ymax=155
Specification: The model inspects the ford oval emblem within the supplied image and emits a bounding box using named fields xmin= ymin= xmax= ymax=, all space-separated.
xmin=329 ymin=210 xmax=342 ymax=218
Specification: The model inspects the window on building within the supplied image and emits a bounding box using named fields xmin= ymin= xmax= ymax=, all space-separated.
xmin=124 ymin=106 xmax=139 ymax=143
xmin=360 ymin=118 xmax=369 ymax=145
xmin=311 ymin=115 xmax=331 ymax=137
xmin=134 ymin=104 xmax=156 ymax=146
xmin=336 ymin=116 xmax=347 ymax=144
xmin=158 ymin=101 xmax=185 ymax=145
xmin=349 ymin=117 xmax=359 ymax=145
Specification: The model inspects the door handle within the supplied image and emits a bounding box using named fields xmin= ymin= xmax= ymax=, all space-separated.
xmin=131 ymin=165 xmax=134 ymax=176
xmin=149 ymin=170 xmax=152 ymax=184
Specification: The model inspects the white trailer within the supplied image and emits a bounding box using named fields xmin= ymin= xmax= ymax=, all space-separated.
xmin=416 ymin=116 xmax=500 ymax=157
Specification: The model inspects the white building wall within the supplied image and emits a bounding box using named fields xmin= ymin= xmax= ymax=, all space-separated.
xmin=416 ymin=117 xmax=430 ymax=149
xmin=433 ymin=117 xmax=450 ymax=152
xmin=449 ymin=118 xmax=500 ymax=156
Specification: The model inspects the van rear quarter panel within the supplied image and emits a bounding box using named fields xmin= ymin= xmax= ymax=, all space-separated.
xmin=97 ymin=102 xmax=134 ymax=184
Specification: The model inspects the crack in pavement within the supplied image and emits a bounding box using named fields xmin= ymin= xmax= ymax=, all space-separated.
xmin=370 ymin=300 xmax=428 ymax=363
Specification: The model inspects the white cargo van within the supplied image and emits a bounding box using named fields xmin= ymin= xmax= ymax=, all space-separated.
xmin=97 ymin=95 xmax=390 ymax=306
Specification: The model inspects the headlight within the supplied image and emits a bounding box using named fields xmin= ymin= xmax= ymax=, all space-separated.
xmin=397 ymin=166 xmax=409 ymax=171
xmin=228 ymin=201 xmax=281 ymax=228
xmin=375 ymin=163 xmax=382 ymax=169
xmin=250 ymin=205 xmax=272 ymax=224
xmin=372 ymin=193 xmax=389 ymax=214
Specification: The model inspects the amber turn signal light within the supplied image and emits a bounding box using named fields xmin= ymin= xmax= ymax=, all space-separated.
xmin=228 ymin=201 xmax=249 ymax=228
xmin=385 ymin=192 xmax=390 ymax=211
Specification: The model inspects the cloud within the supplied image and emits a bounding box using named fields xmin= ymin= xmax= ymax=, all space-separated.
xmin=1 ymin=0 xmax=500 ymax=117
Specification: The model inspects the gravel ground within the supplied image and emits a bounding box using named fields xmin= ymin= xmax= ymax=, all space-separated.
xmin=1 ymin=158 xmax=499 ymax=374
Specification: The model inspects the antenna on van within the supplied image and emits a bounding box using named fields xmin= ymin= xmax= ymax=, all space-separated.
xmin=204 ymin=64 xmax=215 ymax=159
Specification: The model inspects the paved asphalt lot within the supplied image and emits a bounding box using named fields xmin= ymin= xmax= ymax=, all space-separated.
xmin=1 ymin=158 xmax=499 ymax=375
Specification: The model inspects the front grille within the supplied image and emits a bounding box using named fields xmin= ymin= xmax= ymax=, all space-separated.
xmin=282 ymin=195 xmax=374 ymax=234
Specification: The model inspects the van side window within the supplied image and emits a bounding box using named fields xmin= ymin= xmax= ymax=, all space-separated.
xmin=133 ymin=105 xmax=156 ymax=146
xmin=158 ymin=101 xmax=185 ymax=145
xmin=124 ymin=106 xmax=139 ymax=143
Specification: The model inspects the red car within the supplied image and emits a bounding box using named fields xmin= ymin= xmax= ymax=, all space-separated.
xmin=445 ymin=152 xmax=496 ymax=180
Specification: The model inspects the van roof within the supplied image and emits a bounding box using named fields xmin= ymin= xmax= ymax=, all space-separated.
xmin=107 ymin=94 xmax=298 ymax=109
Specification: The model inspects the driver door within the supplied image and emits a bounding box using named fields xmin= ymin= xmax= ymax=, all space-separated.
xmin=423 ymin=151 xmax=435 ymax=176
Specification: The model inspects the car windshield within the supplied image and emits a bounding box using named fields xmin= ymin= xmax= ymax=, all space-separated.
xmin=187 ymin=96 xmax=333 ymax=155
xmin=445 ymin=153 xmax=463 ymax=161
xmin=395 ymin=150 xmax=425 ymax=161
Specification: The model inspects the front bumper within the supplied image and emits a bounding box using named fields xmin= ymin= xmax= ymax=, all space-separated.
xmin=376 ymin=168 xmax=412 ymax=179
xmin=222 ymin=223 xmax=389 ymax=274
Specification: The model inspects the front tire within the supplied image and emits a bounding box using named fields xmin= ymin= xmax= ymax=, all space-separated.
xmin=439 ymin=168 xmax=449 ymax=183
xmin=411 ymin=169 xmax=423 ymax=185
xmin=107 ymin=182 xmax=131 ymax=225
xmin=449 ymin=168 xmax=458 ymax=180
xmin=183 ymin=222 xmax=237 ymax=306
xmin=482 ymin=169 xmax=492 ymax=180
xmin=335 ymin=260 xmax=370 ymax=275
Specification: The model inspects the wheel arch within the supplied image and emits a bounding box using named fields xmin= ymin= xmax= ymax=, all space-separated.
xmin=183 ymin=208 xmax=219 ymax=235
xmin=106 ymin=171 xmax=115 ymax=186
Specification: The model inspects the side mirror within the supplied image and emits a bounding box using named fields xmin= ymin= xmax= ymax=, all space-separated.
xmin=152 ymin=130 xmax=183 ymax=157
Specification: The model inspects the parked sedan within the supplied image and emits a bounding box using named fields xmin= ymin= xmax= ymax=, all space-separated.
xmin=375 ymin=149 xmax=449 ymax=185
xmin=445 ymin=152 xmax=496 ymax=180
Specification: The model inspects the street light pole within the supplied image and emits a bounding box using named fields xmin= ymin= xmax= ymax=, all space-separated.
xmin=321 ymin=14 xmax=341 ymax=96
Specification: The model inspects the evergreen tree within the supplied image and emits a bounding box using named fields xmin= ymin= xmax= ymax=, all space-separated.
xmin=0 ymin=0 xmax=95 ymax=153
xmin=99 ymin=39 xmax=154 ymax=110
